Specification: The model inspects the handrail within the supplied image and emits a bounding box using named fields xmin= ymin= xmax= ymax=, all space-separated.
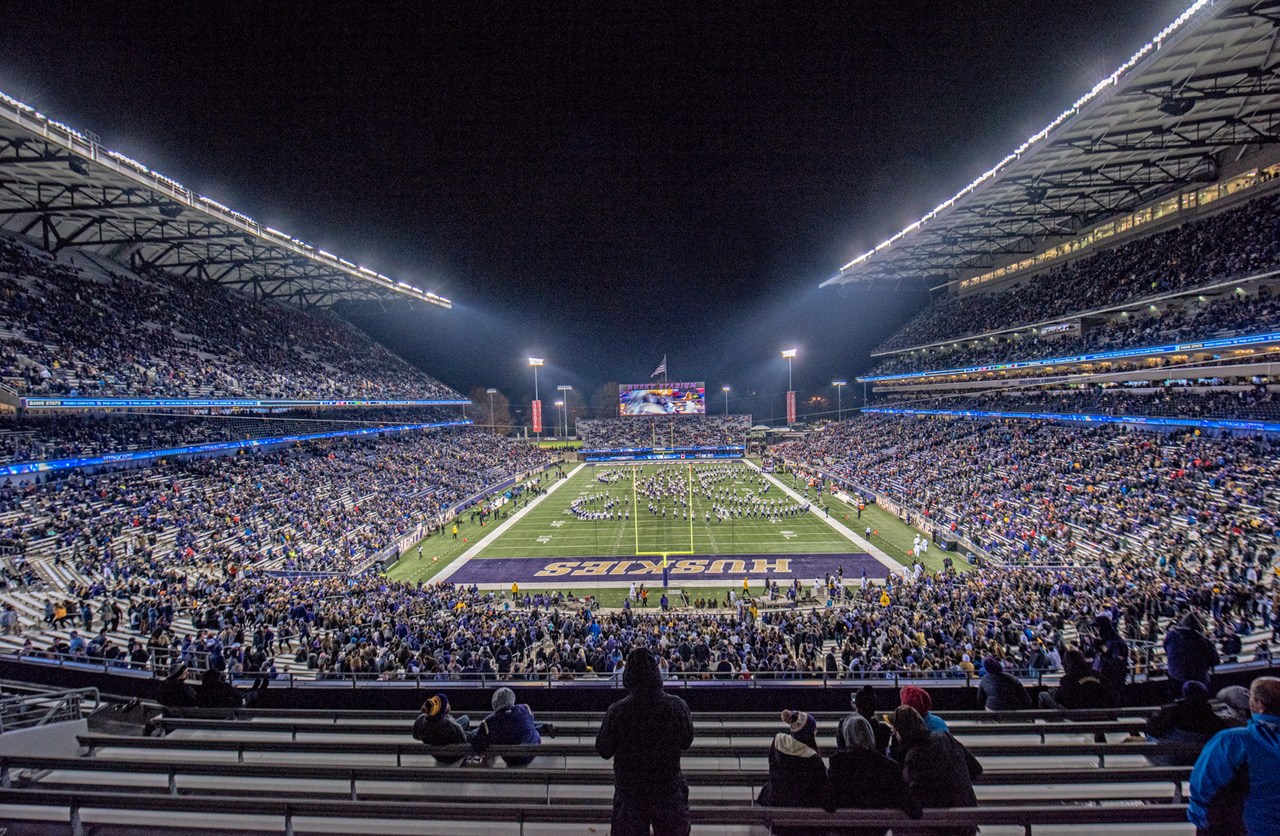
xmin=0 ymin=787 xmax=1192 ymax=834
xmin=78 ymin=733 xmax=1200 ymax=769
xmin=0 ymin=686 xmax=97 ymax=733
xmin=154 ymin=716 xmax=1151 ymax=739
xmin=0 ymin=754 xmax=1193 ymax=785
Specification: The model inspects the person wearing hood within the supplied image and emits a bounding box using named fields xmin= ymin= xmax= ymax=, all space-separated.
xmin=825 ymin=713 xmax=921 ymax=836
xmin=1037 ymin=649 xmax=1115 ymax=710
xmin=1164 ymin=612 xmax=1219 ymax=695
xmin=412 ymin=694 xmax=472 ymax=765
xmin=1146 ymin=681 xmax=1228 ymax=766
xmin=839 ymin=685 xmax=891 ymax=756
xmin=596 ymin=646 xmax=694 ymax=836
xmin=1189 ymin=676 xmax=1280 ymax=835
xmin=758 ymin=710 xmax=827 ymax=835
xmin=975 ymin=656 xmax=1031 ymax=711
xmin=892 ymin=705 xmax=982 ymax=836
xmin=472 ymin=687 xmax=543 ymax=766
xmin=1088 ymin=614 xmax=1129 ymax=700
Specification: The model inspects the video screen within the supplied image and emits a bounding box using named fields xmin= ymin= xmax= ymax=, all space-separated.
xmin=619 ymin=382 xmax=706 ymax=416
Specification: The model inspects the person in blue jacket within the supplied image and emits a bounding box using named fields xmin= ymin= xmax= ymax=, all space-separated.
xmin=1188 ymin=676 xmax=1280 ymax=835
xmin=472 ymin=687 xmax=552 ymax=766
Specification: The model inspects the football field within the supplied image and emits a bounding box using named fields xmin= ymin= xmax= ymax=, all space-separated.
xmin=387 ymin=461 xmax=913 ymax=598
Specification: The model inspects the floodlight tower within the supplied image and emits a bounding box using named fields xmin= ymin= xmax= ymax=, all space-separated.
xmin=486 ymin=388 xmax=498 ymax=431
xmin=528 ymin=358 xmax=544 ymax=437
xmin=722 ymin=385 xmax=730 ymax=415
xmin=782 ymin=349 xmax=798 ymax=425
xmin=554 ymin=400 xmax=565 ymax=440
xmin=557 ymin=385 xmax=573 ymax=437
xmin=832 ymin=380 xmax=847 ymax=422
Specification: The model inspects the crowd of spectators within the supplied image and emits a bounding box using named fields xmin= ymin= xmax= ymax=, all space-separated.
xmin=775 ymin=414 xmax=1280 ymax=569
xmin=878 ymin=383 xmax=1280 ymax=423
xmin=0 ymin=427 xmax=550 ymax=573
xmin=577 ymin=414 xmax=751 ymax=449
xmin=870 ymin=287 xmax=1280 ymax=379
xmin=876 ymin=190 xmax=1280 ymax=353
xmin=0 ymin=406 xmax=463 ymax=465
xmin=0 ymin=237 xmax=459 ymax=400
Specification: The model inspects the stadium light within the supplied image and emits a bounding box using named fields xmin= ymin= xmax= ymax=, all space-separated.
xmin=832 ymin=380 xmax=847 ymax=422
xmin=486 ymin=388 xmax=498 ymax=431
xmin=782 ymin=350 xmax=798 ymax=425
xmin=722 ymin=385 xmax=730 ymax=415
xmin=557 ymin=385 xmax=573 ymax=437
xmin=528 ymin=358 xmax=544 ymax=437
xmin=555 ymin=400 xmax=565 ymax=439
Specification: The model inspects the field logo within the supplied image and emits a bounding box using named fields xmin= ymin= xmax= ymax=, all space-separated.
xmin=535 ymin=558 xmax=792 ymax=578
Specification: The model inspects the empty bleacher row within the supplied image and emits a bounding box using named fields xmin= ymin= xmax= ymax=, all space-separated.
xmin=0 ymin=702 xmax=1202 ymax=834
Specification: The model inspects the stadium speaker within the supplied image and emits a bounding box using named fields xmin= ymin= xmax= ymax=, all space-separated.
xmin=67 ymin=157 xmax=91 ymax=177
xmin=1157 ymin=97 xmax=1194 ymax=117
xmin=1024 ymin=185 xmax=1048 ymax=203
xmin=158 ymin=201 xmax=184 ymax=219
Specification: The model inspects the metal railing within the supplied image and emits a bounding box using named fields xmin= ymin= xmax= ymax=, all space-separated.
xmin=0 ymin=686 xmax=97 ymax=733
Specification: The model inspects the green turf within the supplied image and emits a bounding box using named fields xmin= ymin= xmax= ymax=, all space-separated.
xmin=466 ymin=461 xmax=857 ymax=562
xmin=813 ymin=476 xmax=974 ymax=575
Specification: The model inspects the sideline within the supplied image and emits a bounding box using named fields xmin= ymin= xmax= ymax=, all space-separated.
xmin=435 ymin=462 xmax=586 ymax=582
xmin=748 ymin=461 xmax=905 ymax=573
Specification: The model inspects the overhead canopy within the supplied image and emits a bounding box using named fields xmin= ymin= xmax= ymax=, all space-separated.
xmin=822 ymin=0 xmax=1280 ymax=290
xmin=0 ymin=91 xmax=451 ymax=309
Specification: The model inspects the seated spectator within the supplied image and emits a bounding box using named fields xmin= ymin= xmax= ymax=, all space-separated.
xmin=900 ymin=685 xmax=948 ymax=732
xmin=157 ymin=662 xmax=196 ymax=709
xmin=412 ymin=694 xmax=471 ymax=765
xmin=1189 ymin=677 xmax=1280 ymax=836
xmin=891 ymin=705 xmax=983 ymax=836
xmin=472 ymin=687 xmax=544 ymax=767
xmin=1147 ymin=681 xmax=1230 ymax=766
xmin=1215 ymin=686 xmax=1253 ymax=727
xmin=759 ymin=710 xmax=826 ymax=836
xmin=840 ymin=685 xmax=892 ymax=756
xmin=1165 ymin=612 xmax=1220 ymax=695
xmin=1038 ymin=649 xmax=1115 ymax=710
xmin=825 ymin=713 xmax=921 ymax=836
xmin=195 ymin=668 xmax=244 ymax=709
xmin=976 ymin=656 xmax=1032 ymax=711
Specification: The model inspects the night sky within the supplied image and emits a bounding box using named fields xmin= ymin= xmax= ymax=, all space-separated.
xmin=0 ymin=1 xmax=1194 ymax=422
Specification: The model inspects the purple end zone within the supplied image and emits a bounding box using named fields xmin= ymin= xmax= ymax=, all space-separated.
xmin=446 ymin=553 xmax=889 ymax=584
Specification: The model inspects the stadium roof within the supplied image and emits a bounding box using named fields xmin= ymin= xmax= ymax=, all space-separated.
xmin=0 ymin=91 xmax=450 ymax=309
xmin=822 ymin=0 xmax=1280 ymax=290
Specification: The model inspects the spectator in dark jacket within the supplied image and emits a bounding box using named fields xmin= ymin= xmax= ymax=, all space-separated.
xmin=412 ymin=694 xmax=471 ymax=765
xmin=195 ymin=669 xmax=243 ymax=709
xmin=1164 ymin=612 xmax=1219 ymax=695
xmin=158 ymin=662 xmax=196 ymax=709
xmin=892 ymin=706 xmax=983 ymax=836
xmin=472 ymin=687 xmax=541 ymax=766
xmin=596 ymin=647 xmax=695 ymax=836
xmin=1038 ymin=649 xmax=1115 ymax=710
xmin=1147 ymin=681 xmax=1229 ymax=766
xmin=826 ymin=713 xmax=921 ymax=836
xmin=1089 ymin=615 xmax=1129 ymax=700
xmin=759 ymin=710 xmax=827 ymax=835
xmin=841 ymin=685 xmax=892 ymax=757
xmin=976 ymin=656 xmax=1032 ymax=711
